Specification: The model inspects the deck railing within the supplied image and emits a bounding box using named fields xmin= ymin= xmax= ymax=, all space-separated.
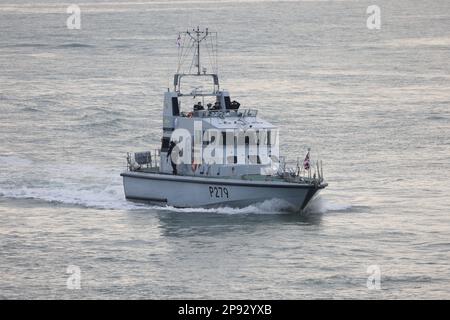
xmin=125 ymin=149 xmax=324 ymax=185
xmin=182 ymin=108 xmax=258 ymax=118
xmin=277 ymin=156 xmax=324 ymax=184
xmin=126 ymin=149 xmax=160 ymax=171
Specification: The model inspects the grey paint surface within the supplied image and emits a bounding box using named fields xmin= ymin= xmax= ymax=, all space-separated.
xmin=122 ymin=172 xmax=323 ymax=209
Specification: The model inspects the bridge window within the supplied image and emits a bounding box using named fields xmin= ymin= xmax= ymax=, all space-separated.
xmin=224 ymin=96 xmax=231 ymax=109
xmin=161 ymin=137 xmax=170 ymax=151
xmin=171 ymin=97 xmax=179 ymax=116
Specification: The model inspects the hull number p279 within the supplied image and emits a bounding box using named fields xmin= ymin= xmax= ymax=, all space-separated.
xmin=209 ymin=186 xmax=229 ymax=199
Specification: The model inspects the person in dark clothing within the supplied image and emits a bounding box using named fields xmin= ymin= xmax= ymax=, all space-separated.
xmin=194 ymin=101 xmax=204 ymax=111
xmin=166 ymin=141 xmax=178 ymax=175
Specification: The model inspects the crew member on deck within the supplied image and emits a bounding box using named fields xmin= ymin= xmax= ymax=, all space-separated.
xmin=231 ymin=100 xmax=240 ymax=109
xmin=166 ymin=141 xmax=178 ymax=175
xmin=194 ymin=101 xmax=204 ymax=111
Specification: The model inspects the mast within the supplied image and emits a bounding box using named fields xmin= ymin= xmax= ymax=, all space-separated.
xmin=186 ymin=26 xmax=209 ymax=75
xmin=174 ymin=27 xmax=219 ymax=94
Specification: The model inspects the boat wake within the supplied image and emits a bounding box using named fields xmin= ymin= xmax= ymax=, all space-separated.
xmin=304 ymin=197 xmax=352 ymax=214
xmin=0 ymin=155 xmax=143 ymax=210
xmin=0 ymin=184 xmax=145 ymax=210
xmin=143 ymin=197 xmax=352 ymax=215
xmin=152 ymin=198 xmax=299 ymax=215
xmin=0 ymin=155 xmax=350 ymax=214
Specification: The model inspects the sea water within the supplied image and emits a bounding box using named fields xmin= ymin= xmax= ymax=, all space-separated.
xmin=0 ymin=0 xmax=449 ymax=299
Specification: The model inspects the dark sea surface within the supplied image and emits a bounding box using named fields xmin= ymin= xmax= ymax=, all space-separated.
xmin=0 ymin=0 xmax=449 ymax=299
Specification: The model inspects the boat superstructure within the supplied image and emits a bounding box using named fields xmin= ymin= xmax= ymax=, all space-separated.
xmin=121 ymin=27 xmax=327 ymax=209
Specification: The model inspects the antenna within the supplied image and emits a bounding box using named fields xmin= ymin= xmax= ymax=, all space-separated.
xmin=177 ymin=27 xmax=217 ymax=76
xmin=174 ymin=27 xmax=219 ymax=94
xmin=186 ymin=26 xmax=209 ymax=75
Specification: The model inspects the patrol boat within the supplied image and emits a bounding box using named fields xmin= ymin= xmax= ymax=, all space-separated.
xmin=121 ymin=28 xmax=327 ymax=210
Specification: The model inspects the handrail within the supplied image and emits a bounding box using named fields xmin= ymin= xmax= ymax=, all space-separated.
xmin=276 ymin=157 xmax=325 ymax=184
xmin=184 ymin=108 xmax=258 ymax=118
xmin=127 ymin=149 xmax=160 ymax=172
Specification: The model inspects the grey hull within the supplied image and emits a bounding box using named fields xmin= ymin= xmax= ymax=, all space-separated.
xmin=121 ymin=172 xmax=324 ymax=210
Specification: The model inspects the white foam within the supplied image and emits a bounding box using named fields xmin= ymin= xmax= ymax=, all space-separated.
xmin=0 ymin=156 xmax=351 ymax=214
xmin=0 ymin=184 xmax=145 ymax=210
xmin=0 ymin=158 xmax=142 ymax=210
xmin=305 ymin=197 xmax=352 ymax=214
xmin=154 ymin=198 xmax=296 ymax=215
xmin=0 ymin=161 xmax=299 ymax=213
